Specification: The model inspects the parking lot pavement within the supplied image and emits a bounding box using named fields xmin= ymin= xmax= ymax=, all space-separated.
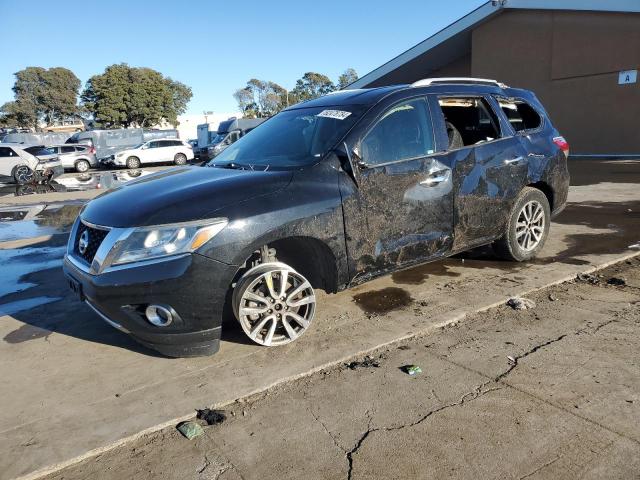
xmin=41 ymin=257 xmax=640 ymax=480
xmin=0 ymin=159 xmax=639 ymax=479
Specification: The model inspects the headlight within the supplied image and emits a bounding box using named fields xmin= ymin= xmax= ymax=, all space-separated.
xmin=110 ymin=218 xmax=227 ymax=266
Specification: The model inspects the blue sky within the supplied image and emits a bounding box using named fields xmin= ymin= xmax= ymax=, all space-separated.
xmin=1 ymin=0 xmax=486 ymax=114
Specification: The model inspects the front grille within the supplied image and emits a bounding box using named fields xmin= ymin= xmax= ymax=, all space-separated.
xmin=74 ymin=222 xmax=109 ymax=264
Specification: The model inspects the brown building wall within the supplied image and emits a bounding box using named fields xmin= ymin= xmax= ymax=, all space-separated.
xmin=471 ymin=10 xmax=640 ymax=155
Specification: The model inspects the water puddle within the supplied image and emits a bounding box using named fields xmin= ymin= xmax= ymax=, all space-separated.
xmin=0 ymin=205 xmax=82 ymax=242
xmin=0 ymin=168 xmax=158 ymax=197
xmin=0 ymin=246 xmax=66 ymax=297
xmin=353 ymin=287 xmax=413 ymax=315
xmin=569 ymin=159 xmax=640 ymax=186
xmin=0 ymin=296 xmax=61 ymax=316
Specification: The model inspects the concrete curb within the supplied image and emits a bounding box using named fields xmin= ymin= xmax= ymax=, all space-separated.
xmin=14 ymin=251 xmax=640 ymax=480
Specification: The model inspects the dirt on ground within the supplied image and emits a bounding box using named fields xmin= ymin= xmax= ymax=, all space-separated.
xmin=44 ymin=256 xmax=640 ymax=480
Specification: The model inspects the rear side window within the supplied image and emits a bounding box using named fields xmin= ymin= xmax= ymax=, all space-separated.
xmin=361 ymin=98 xmax=435 ymax=166
xmin=61 ymin=146 xmax=76 ymax=153
xmin=497 ymin=98 xmax=542 ymax=133
xmin=0 ymin=147 xmax=17 ymax=157
xmin=438 ymin=97 xmax=501 ymax=149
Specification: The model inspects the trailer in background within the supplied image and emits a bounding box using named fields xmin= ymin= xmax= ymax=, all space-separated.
xmin=65 ymin=128 xmax=179 ymax=161
xmin=202 ymin=117 xmax=266 ymax=160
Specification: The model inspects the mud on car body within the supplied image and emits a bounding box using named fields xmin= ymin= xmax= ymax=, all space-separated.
xmin=63 ymin=78 xmax=570 ymax=357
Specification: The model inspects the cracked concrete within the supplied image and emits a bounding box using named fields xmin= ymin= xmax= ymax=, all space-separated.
xmin=42 ymin=257 xmax=640 ymax=480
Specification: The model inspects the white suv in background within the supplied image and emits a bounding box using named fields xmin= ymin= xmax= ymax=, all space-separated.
xmin=110 ymin=139 xmax=194 ymax=169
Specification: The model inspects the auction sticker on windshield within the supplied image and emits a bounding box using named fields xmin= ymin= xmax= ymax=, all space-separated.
xmin=316 ymin=110 xmax=352 ymax=120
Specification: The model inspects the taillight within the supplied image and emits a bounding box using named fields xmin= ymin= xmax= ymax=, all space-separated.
xmin=553 ymin=136 xmax=569 ymax=158
xmin=90 ymin=146 xmax=96 ymax=155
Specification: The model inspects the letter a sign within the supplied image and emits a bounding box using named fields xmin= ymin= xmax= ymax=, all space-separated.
xmin=618 ymin=70 xmax=637 ymax=85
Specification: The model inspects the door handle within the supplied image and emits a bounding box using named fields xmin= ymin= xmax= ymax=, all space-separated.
xmin=504 ymin=156 xmax=524 ymax=165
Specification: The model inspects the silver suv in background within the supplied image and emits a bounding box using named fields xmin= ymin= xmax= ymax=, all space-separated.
xmin=50 ymin=144 xmax=97 ymax=172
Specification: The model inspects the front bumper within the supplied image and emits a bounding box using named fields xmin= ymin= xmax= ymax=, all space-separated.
xmin=63 ymin=252 xmax=237 ymax=357
xmin=36 ymin=164 xmax=63 ymax=182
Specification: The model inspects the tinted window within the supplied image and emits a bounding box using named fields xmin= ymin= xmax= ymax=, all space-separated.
xmin=148 ymin=141 xmax=160 ymax=148
xmin=61 ymin=146 xmax=76 ymax=153
xmin=497 ymin=98 xmax=542 ymax=132
xmin=0 ymin=147 xmax=17 ymax=157
xmin=362 ymin=98 xmax=435 ymax=166
xmin=439 ymin=97 xmax=501 ymax=148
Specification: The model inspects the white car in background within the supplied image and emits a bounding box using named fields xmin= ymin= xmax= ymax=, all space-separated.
xmin=108 ymin=139 xmax=194 ymax=169
xmin=0 ymin=143 xmax=63 ymax=184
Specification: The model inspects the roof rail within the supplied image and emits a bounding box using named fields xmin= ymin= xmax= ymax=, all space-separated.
xmin=411 ymin=77 xmax=508 ymax=88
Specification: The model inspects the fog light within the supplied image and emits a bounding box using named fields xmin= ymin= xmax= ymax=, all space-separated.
xmin=145 ymin=304 xmax=174 ymax=327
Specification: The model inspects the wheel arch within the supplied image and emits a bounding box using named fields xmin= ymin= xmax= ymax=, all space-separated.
xmin=526 ymin=181 xmax=554 ymax=211
xmin=233 ymin=235 xmax=341 ymax=294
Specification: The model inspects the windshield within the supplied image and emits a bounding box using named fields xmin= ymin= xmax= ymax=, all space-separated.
xmin=208 ymin=105 xmax=364 ymax=169
xmin=132 ymin=143 xmax=145 ymax=149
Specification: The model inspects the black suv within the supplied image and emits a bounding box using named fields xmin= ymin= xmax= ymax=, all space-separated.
xmin=63 ymin=78 xmax=570 ymax=357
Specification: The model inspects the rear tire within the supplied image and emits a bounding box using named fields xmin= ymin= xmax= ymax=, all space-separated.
xmin=493 ymin=187 xmax=551 ymax=262
xmin=75 ymin=160 xmax=90 ymax=173
xmin=174 ymin=153 xmax=187 ymax=165
xmin=126 ymin=156 xmax=141 ymax=169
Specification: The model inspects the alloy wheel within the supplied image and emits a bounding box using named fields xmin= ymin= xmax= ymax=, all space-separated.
xmin=76 ymin=160 xmax=90 ymax=172
xmin=235 ymin=264 xmax=316 ymax=346
xmin=15 ymin=165 xmax=34 ymax=184
xmin=516 ymin=200 xmax=545 ymax=252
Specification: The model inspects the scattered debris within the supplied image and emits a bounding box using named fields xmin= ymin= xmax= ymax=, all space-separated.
xmin=607 ymin=277 xmax=627 ymax=286
xmin=398 ymin=345 xmax=411 ymax=350
xmin=629 ymin=243 xmax=640 ymax=250
xmin=548 ymin=293 xmax=558 ymax=302
xmin=507 ymin=355 xmax=517 ymax=365
xmin=401 ymin=365 xmax=422 ymax=376
xmin=176 ymin=421 xmax=204 ymax=440
xmin=576 ymin=273 xmax=600 ymax=284
xmin=507 ymin=297 xmax=536 ymax=310
xmin=196 ymin=408 xmax=227 ymax=426
xmin=346 ymin=356 xmax=381 ymax=370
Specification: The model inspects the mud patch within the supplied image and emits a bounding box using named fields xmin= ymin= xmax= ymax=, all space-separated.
xmin=353 ymin=287 xmax=413 ymax=315
xmin=4 ymin=324 xmax=55 ymax=344
xmin=553 ymin=201 xmax=640 ymax=258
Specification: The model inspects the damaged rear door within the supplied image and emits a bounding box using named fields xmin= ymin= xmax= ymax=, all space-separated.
xmin=340 ymin=95 xmax=454 ymax=280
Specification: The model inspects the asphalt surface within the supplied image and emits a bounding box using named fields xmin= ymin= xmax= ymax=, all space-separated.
xmin=0 ymin=159 xmax=639 ymax=479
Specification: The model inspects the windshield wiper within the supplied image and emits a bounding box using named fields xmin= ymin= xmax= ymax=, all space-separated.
xmin=210 ymin=162 xmax=247 ymax=170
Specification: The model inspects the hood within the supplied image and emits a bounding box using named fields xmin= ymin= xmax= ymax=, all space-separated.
xmin=81 ymin=166 xmax=293 ymax=227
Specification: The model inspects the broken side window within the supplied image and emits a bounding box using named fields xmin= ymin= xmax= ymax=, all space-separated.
xmin=497 ymin=98 xmax=542 ymax=133
xmin=438 ymin=97 xmax=501 ymax=148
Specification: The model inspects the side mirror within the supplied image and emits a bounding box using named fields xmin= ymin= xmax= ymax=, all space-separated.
xmin=351 ymin=145 xmax=367 ymax=169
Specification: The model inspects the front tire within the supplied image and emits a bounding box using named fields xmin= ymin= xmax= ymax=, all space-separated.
xmin=232 ymin=262 xmax=316 ymax=347
xmin=75 ymin=160 xmax=90 ymax=173
xmin=174 ymin=153 xmax=187 ymax=165
xmin=493 ymin=187 xmax=551 ymax=262
xmin=14 ymin=165 xmax=34 ymax=185
xmin=126 ymin=156 xmax=141 ymax=169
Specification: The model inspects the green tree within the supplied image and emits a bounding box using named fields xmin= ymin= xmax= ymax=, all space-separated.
xmin=0 ymin=67 xmax=80 ymax=130
xmin=337 ymin=68 xmax=358 ymax=89
xmin=82 ymin=64 xmax=192 ymax=128
xmin=233 ymin=79 xmax=288 ymax=117
xmin=291 ymin=72 xmax=335 ymax=102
